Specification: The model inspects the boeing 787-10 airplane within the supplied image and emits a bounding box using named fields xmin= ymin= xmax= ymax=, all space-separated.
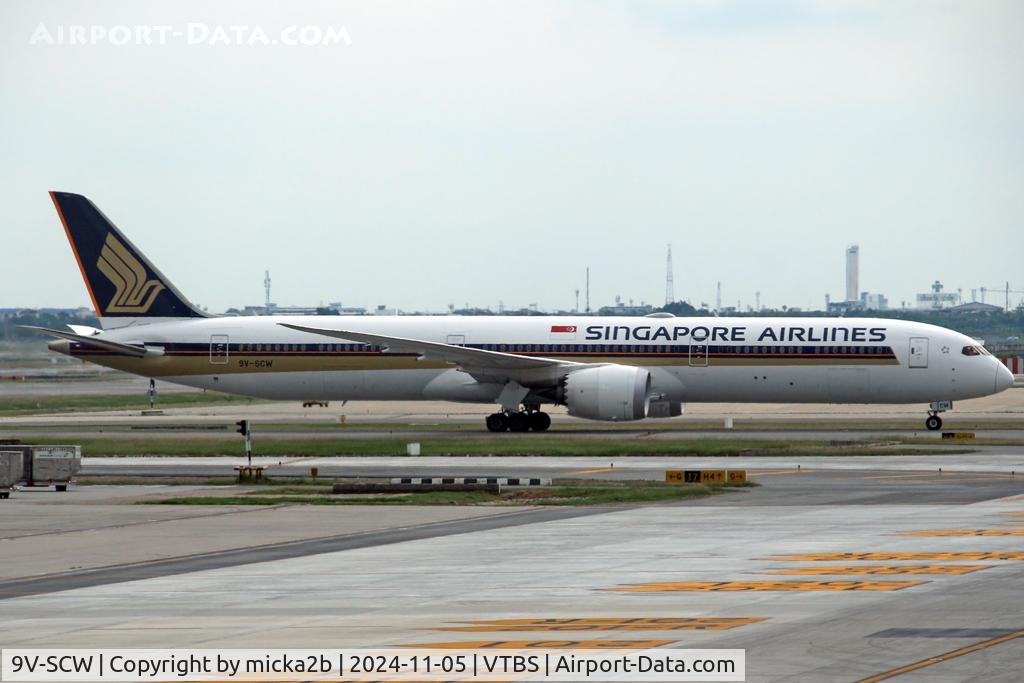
xmin=30 ymin=192 xmax=1014 ymax=432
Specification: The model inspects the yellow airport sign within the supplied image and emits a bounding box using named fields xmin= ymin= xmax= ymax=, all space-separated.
xmin=438 ymin=617 xmax=766 ymax=632
xmin=766 ymin=564 xmax=990 ymax=575
xmin=897 ymin=529 xmax=1024 ymax=537
xmin=608 ymin=580 xmax=926 ymax=592
xmin=727 ymin=470 xmax=747 ymax=484
xmin=403 ymin=640 xmax=673 ymax=649
xmin=701 ymin=470 xmax=726 ymax=484
xmin=770 ymin=551 xmax=1024 ymax=561
xmin=665 ymin=469 xmax=745 ymax=484
xmin=941 ymin=431 xmax=976 ymax=439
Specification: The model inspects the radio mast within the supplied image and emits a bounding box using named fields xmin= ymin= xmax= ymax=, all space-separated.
xmin=263 ymin=270 xmax=271 ymax=313
xmin=585 ymin=267 xmax=591 ymax=313
xmin=665 ymin=244 xmax=674 ymax=305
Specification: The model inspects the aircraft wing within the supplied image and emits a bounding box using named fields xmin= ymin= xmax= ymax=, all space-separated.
xmin=277 ymin=323 xmax=583 ymax=384
xmin=21 ymin=326 xmax=157 ymax=358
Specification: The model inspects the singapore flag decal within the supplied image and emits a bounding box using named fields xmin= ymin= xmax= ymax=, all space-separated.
xmin=550 ymin=324 xmax=578 ymax=340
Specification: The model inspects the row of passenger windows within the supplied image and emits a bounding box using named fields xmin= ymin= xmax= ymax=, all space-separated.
xmin=236 ymin=343 xmax=383 ymax=352
xmin=230 ymin=343 xmax=892 ymax=355
xmin=477 ymin=344 xmax=892 ymax=355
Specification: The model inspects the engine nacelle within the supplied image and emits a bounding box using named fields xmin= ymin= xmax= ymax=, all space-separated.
xmin=647 ymin=400 xmax=683 ymax=418
xmin=563 ymin=365 xmax=651 ymax=421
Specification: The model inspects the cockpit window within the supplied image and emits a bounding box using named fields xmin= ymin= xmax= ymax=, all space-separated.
xmin=961 ymin=345 xmax=981 ymax=356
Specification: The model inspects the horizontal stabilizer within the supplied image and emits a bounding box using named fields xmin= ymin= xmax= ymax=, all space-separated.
xmin=21 ymin=326 xmax=159 ymax=358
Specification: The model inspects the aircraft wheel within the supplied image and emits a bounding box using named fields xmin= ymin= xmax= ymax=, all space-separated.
xmin=529 ymin=411 xmax=551 ymax=432
xmin=925 ymin=414 xmax=942 ymax=431
xmin=486 ymin=413 xmax=509 ymax=432
xmin=508 ymin=412 xmax=530 ymax=432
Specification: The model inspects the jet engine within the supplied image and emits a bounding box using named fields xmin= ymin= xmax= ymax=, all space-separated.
xmin=562 ymin=365 xmax=651 ymax=421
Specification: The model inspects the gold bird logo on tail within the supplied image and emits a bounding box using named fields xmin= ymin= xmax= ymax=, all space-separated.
xmin=96 ymin=233 xmax=166 ymax=313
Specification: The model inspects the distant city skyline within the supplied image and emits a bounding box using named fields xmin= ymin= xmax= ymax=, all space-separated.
xmin=2 ymin=1 xmax=1021 ymax=312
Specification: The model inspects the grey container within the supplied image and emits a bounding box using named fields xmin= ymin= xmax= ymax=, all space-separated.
xmin=0 ymin=451 xmax=24 ymax=498
xmin=8 ymin=445 xmax=82 ymax=491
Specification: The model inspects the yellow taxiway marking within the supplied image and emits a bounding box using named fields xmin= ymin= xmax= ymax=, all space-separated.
xmin=1000 ymin=511 xmax=1024 ymax=516
xmin=897 ymin=529 xmax=1024 ymax=537
xmin=995 ymin=494 xmax=1024 ymax=503
xmin=402 ymin=639 xmax=673 ymax=649
xmin=436 ymin=617 xmax=766 ymax=632
xmin=765 ymin=564 xmax=990 ymax=575
xmin=861 ymin=472 xmax=948 ymax=480
xmin=863 ymin=472 xmax=1017 ymax=481
xmin=569 ymin=467 xmax=619 ymax=474
xmin=854 ymin=629 xmax=1024 ymax=683
xmin=770 ymin=551 xmax=1024 ymax=561
xmin=607 ymin=580 xmax=926 ymax=592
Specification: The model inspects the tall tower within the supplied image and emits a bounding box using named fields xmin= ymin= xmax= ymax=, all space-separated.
xmin=585 ymin=267 xmax=591 ymax=313
xmin=264 ymin=270 xmax=272 ymax=312
xmin=665 ymin=244 xmax=674 ymax=305
xmin=845 ymin=245 xmax=859 ymax=302
xmin=715 ymin=281 xmax=722 ymax=310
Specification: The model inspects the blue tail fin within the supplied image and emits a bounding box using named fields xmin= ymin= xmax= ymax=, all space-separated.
xmin=50 ymin=192 xmax=206 ymax=325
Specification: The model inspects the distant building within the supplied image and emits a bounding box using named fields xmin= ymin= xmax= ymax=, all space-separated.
xmin=236 ymin=303 xmax=327 ymax=316
xmin=916 ymin=281 xmax=959 ymax=309
xmin=827 ymin=300 xmax=862 ymax=315
xmin=0 ymin=307 xmax=93 ymax=320
xmin=325 ymin=302 xmax=368 ymax=315
xmin=598 ymin=297 xmax=655 ymax=316
xmin=947 ymin=301 xmax=1003 ymax=313
xmin=860 ymin=292 xmax=888 ymax=311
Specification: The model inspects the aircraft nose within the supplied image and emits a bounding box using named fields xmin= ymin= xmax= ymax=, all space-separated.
xmin=995 ymin=362 xmax=1014 ymax=393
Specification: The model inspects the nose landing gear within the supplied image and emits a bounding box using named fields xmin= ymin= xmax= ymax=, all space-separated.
xmin=485 ymin=408 xmax=551 ymax=432
xmin=925 ymin=400 xmax=952 ymax=431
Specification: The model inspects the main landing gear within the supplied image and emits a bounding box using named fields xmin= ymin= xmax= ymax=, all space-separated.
xmin=925 ymin=400 xmax=952 ymax=431
xmin=485 ymin=409 xmax=551 ymax=433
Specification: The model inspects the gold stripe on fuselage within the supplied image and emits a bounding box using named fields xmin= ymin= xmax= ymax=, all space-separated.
xmin=69 ymin=350 xmax=899 ymax=377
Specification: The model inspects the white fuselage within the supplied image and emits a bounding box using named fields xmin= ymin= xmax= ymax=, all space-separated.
xmin=55 ymin=316 xmax=1013 ymax=409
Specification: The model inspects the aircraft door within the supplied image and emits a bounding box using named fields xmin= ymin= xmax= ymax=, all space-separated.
xmin=446 ymin=334 xmax=466 ymax=346
xmin=689 ymin=343 xmax=708 ymax=367
xmin=908 ymin=337 xmax=928 ymax=368
xmin=210 ymin=335 xmax=229 ymax=365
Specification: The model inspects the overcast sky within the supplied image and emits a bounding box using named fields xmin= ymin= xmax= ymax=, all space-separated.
xmin=1 ymin=0 xmax=1021 ymax=313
